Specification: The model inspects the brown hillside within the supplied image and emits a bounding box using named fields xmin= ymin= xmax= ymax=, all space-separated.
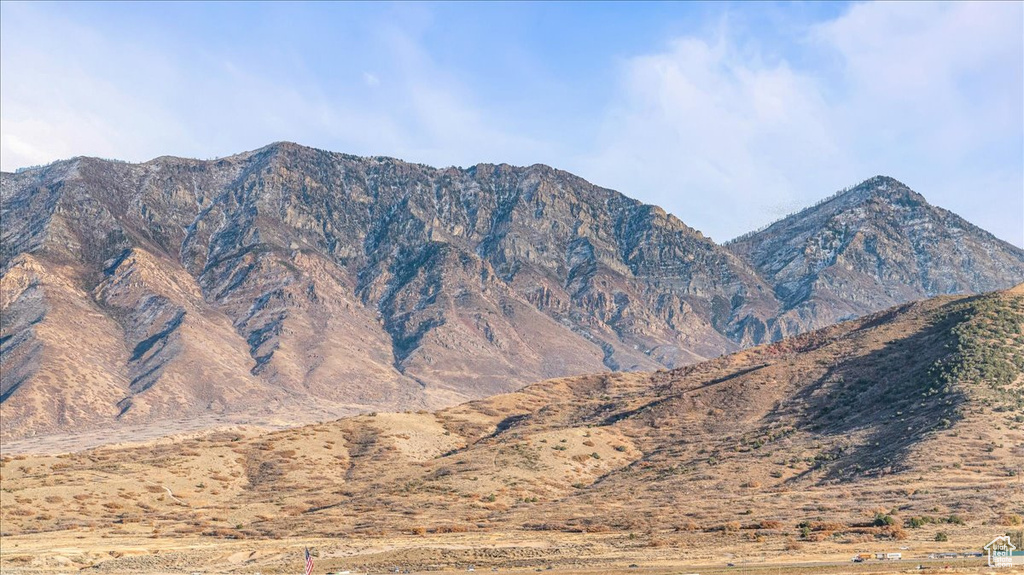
xmin=2 ymin=288 xmax=1021 ymax=572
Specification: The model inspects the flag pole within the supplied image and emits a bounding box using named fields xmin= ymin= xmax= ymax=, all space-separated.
xmin=304 ymin=547 xmax=314 ymax=575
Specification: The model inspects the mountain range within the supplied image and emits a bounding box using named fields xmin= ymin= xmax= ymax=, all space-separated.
xmin=2 ymin=142 xmax=1022 ymax=440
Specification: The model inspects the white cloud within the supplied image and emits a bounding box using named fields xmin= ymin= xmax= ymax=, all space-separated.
xmin=0 ymin=4 xmax=548 ymax=174
xmin=814 ymin=1 xmax=1022 ymax=152
xmin=815 ymin=1 xmax=1023 ymax=246
xmin=2 ymin=2 xmax=1020 ymax=246
xmin=577 ymin=31 xmax=855 ymax=240
xmin=363 ymin=23 xmax=556 ymax=168
xmin=576 ymin=2 xmax=1023 ymax=246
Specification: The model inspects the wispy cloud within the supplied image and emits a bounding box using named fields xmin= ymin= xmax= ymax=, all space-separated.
xmin=0 ymin=2 xmax=547 ymax=172
xmin=576 ymin=29 xmax=854 ymax=239
xmin=1 ymin=2 xmax=1020 ymax=246
xmin=573 ymin=1 xmax=1023 ymax=245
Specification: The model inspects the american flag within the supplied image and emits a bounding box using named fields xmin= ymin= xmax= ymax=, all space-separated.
xmin=304 ymin=547 xmax=314 ymax=575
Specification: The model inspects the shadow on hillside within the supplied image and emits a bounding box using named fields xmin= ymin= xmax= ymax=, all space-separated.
xmin=781 ymin=303 xmax=971 ymax=483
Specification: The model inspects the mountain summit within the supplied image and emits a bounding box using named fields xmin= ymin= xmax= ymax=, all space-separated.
xmin=727 ymin=175 xmax=1024 ymax=335
xmin=2 ymin=145 xmax=1022 ymax=440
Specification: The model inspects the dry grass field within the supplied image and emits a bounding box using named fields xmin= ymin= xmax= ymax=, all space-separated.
xmin=1 ymin=287 xmax=1022 ymax=574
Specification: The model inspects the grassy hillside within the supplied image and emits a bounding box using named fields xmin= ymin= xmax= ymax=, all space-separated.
xmin=1 ymin=287 xmax=1021 ymax=573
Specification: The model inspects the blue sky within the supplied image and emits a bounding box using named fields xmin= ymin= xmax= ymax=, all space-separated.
xmin=2 ymin=1 xmax=1021 ymax=246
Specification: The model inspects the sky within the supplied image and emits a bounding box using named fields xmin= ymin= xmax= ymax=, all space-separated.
xmin=1 ymin=1 xmax=1022 ymax=247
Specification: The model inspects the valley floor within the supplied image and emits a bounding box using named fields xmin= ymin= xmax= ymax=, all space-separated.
xmin=0 ymin=531 xmax=1008 ymax=574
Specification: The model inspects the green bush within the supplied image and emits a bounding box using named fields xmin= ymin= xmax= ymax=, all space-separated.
xmin=874 ymin=513 xmax=896 ymax=527
xmin=908 ymin=516 xmax=935 ymax=528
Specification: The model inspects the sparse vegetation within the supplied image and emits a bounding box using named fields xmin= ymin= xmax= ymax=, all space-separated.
xmin=1 ymin=289 xmax=1018 ymax=572
xmin=873 ymin=513 xmax=896 ymax=527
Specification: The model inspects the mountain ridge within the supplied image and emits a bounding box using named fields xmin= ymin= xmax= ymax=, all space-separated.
xmin=2 ymin=142 xmax=1022 ymax=440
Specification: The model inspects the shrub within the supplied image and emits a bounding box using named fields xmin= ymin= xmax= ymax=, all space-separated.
xmin=908 ymin=516 xmax=935 ymax=528
xmin=722 ymin=521 xmax=741 ymax=533
xmin=432 ymin=524 xmax=470 ymax=534
xmin=675 ymin=521 xmax=699 ymax=532
xmin=874 ymin=513 xmax=896 ymax=527
xmin=887 ymin=525 xmax=908 ymax=540
xmin=935 ymin=532 xmax=948 ymax=542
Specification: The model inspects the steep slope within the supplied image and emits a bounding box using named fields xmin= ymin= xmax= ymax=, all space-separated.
xmin=3 ymin=288 xmax=1021 ymax=572
xmin=1 ymin=143 xmax=778 ymax=439
xmin=1 ymin=254 xmax=129 ymax=433
xmin=727 ymin=176 xmax=1024 ymax=336
xmin=3 ymin=149 xmax=1022 ymax=442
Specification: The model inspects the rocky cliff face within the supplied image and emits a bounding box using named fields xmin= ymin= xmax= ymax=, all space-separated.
xmin=727 ymin=176 xmax=1024 ymax=336
xmin=0 ymin=143 xmax=781 ymax=438
xmin=2 ymin=149 xmax=1021 ymax=440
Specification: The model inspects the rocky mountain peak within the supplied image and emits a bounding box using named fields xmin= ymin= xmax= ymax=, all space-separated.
xmin=837 ymin=175 xmax=924 ymax=206
xmin=727 ymin=175 xmax=1024 ymax=334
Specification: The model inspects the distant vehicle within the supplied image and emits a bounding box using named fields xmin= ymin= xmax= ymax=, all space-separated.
xmin=851 ymin=557 xmax=864 ymax=563
xmin=886 ymin=552 xmax=902 ymax=560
